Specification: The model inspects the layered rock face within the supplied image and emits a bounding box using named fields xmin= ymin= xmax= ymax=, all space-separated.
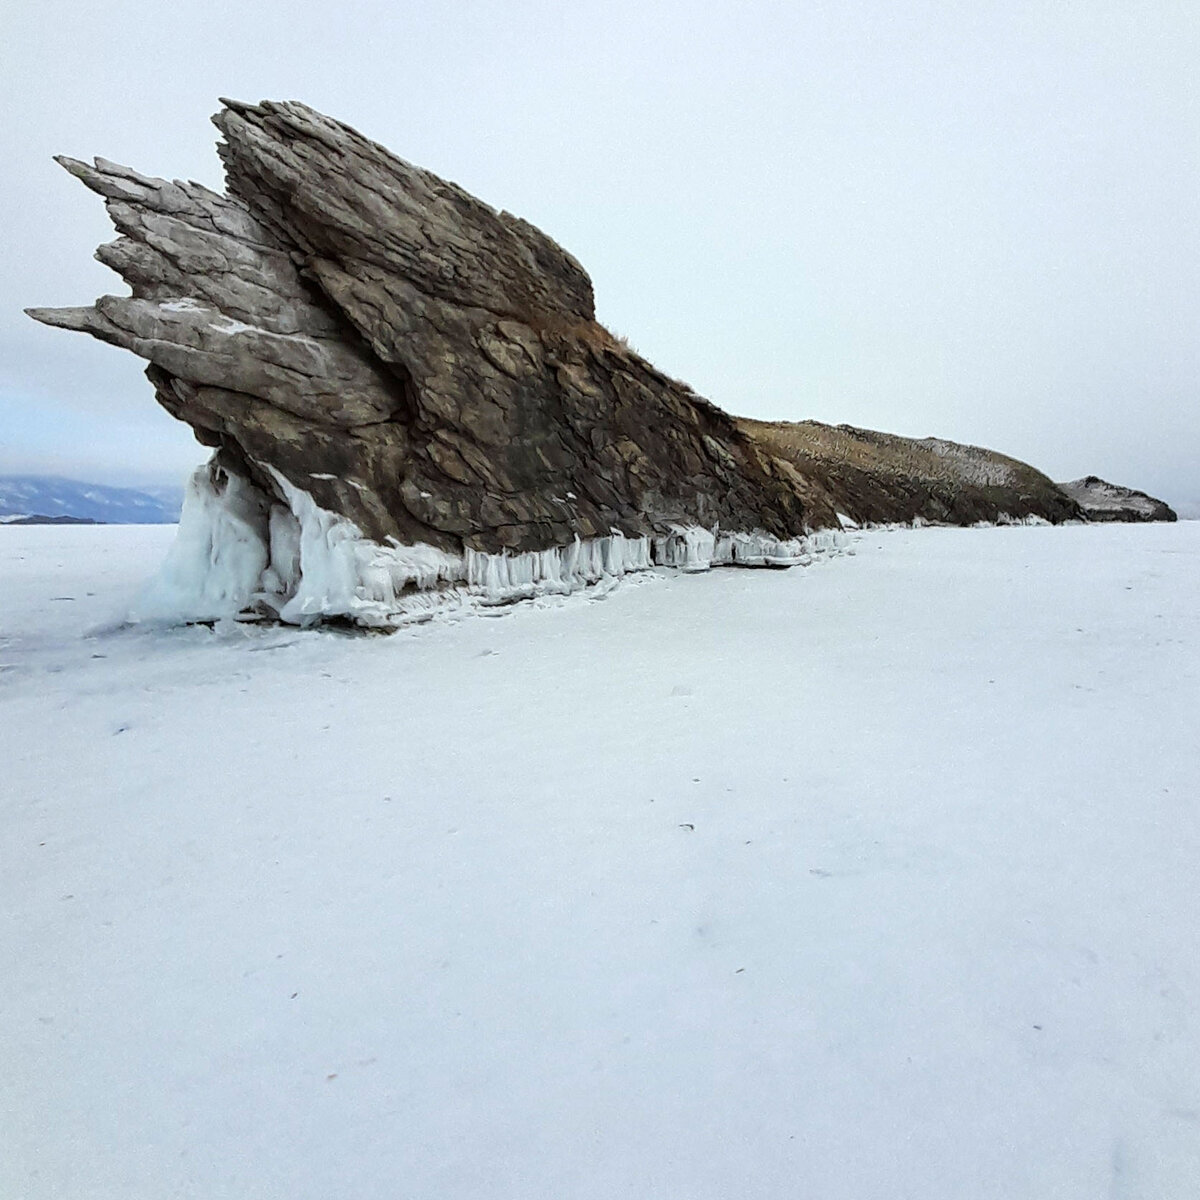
xmin=1058 ymin=477 xmax=1177 ymax=523
xmin=741 ymin=419 xmax=1081 ymax=527
xmin=28 ymin=100 xmax=847 ymax=624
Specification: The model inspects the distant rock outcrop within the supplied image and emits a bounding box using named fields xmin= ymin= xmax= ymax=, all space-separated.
xmin=2 ymin=514 xmax=99 ymax=527
xmin=28 ymin=98 xmax=1081 ymax=625
xmin=740 ymin=420 xmax=1079 ymax=528
xmin=1058 ymin=477 xmax=1177 ymax=523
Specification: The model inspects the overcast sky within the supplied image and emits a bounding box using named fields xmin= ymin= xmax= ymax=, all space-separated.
xmin=2 ymin=0 xmax=1197 ymax=504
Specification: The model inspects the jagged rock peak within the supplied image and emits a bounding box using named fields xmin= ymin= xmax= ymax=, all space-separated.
xmin=213 ymin=99 xmax=598 ymax=328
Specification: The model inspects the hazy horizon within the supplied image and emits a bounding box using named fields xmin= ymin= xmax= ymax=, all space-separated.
xmin=3 ymin=1 xmax=1197 ymax=505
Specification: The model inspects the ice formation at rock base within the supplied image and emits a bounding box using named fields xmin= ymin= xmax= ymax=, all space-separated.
xmin=136 ymin=459 xmax=850 ymax=628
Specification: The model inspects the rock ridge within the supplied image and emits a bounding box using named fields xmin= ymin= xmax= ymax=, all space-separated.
xmin=740 ymin=418 xmax=1080 ymax=528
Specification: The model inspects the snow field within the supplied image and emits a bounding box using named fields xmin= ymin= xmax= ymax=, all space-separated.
xmin=2 ymin=520 xmax=1198 ymax=1199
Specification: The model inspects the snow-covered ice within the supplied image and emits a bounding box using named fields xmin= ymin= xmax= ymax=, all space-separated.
xmin=2 ymin=520 xmax=1198 ymax=1199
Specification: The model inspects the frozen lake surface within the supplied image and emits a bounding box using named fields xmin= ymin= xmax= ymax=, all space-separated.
xmin=3 ymin=520 xmax=1198 ymax=1199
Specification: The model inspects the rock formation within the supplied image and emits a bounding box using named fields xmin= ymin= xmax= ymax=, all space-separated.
xmin=28 ymin=98 xmax=1084 ymax=626
xmin=1058 ymin=477 xmax=1177 ymax=523
xmin=741 ymin=419 xmax=1080 ymax=527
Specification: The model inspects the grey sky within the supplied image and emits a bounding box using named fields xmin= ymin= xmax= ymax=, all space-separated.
xmin=3 ymin=0 xmax=1197 ymax=504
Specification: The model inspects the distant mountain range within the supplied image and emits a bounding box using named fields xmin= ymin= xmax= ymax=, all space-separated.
xmin=0 ymin=475 xmax=183 ymax=525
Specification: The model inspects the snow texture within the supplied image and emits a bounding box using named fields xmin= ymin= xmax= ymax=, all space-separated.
xmin=210 ymin=315 xmax=321 ymax=345
xmin=4 ymin=521 xmax=1198 ymax=1199
xmin=158 ymin=296 xmax=204 ymax=313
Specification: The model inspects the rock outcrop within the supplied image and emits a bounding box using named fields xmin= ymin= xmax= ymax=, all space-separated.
xmin=28 ymin=98 xmax=1082 ymax=626
xmin=1058 ymin=477 xmax=1177 ymax=523
xmin=740 ymin=419 xmax=1080 ymax=527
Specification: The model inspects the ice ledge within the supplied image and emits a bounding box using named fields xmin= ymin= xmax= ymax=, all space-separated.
xmin=133 ymin=460 xmax=848 ymax=628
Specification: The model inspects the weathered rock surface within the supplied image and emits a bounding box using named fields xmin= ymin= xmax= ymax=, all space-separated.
xmin=740 ymin=419 xmax=1080 ymax=527
xmin=28 ymin=101 xmax=817 ymax=563
xmin=28 ymin=98 xmax=1084 ymax=624
xmin=1058 ymin=477 xmax=1177 ymax=523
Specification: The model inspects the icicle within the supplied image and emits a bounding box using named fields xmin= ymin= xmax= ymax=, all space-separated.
xmin=463 ymin=532 xmax=654 ymax=604
xmin=135 ymin=465 xmax=850 ymax=629
xmin=132 ymin=462 xmax=270 ymax=622
xmin=653 ymin=526 xmax=716 ymax=571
